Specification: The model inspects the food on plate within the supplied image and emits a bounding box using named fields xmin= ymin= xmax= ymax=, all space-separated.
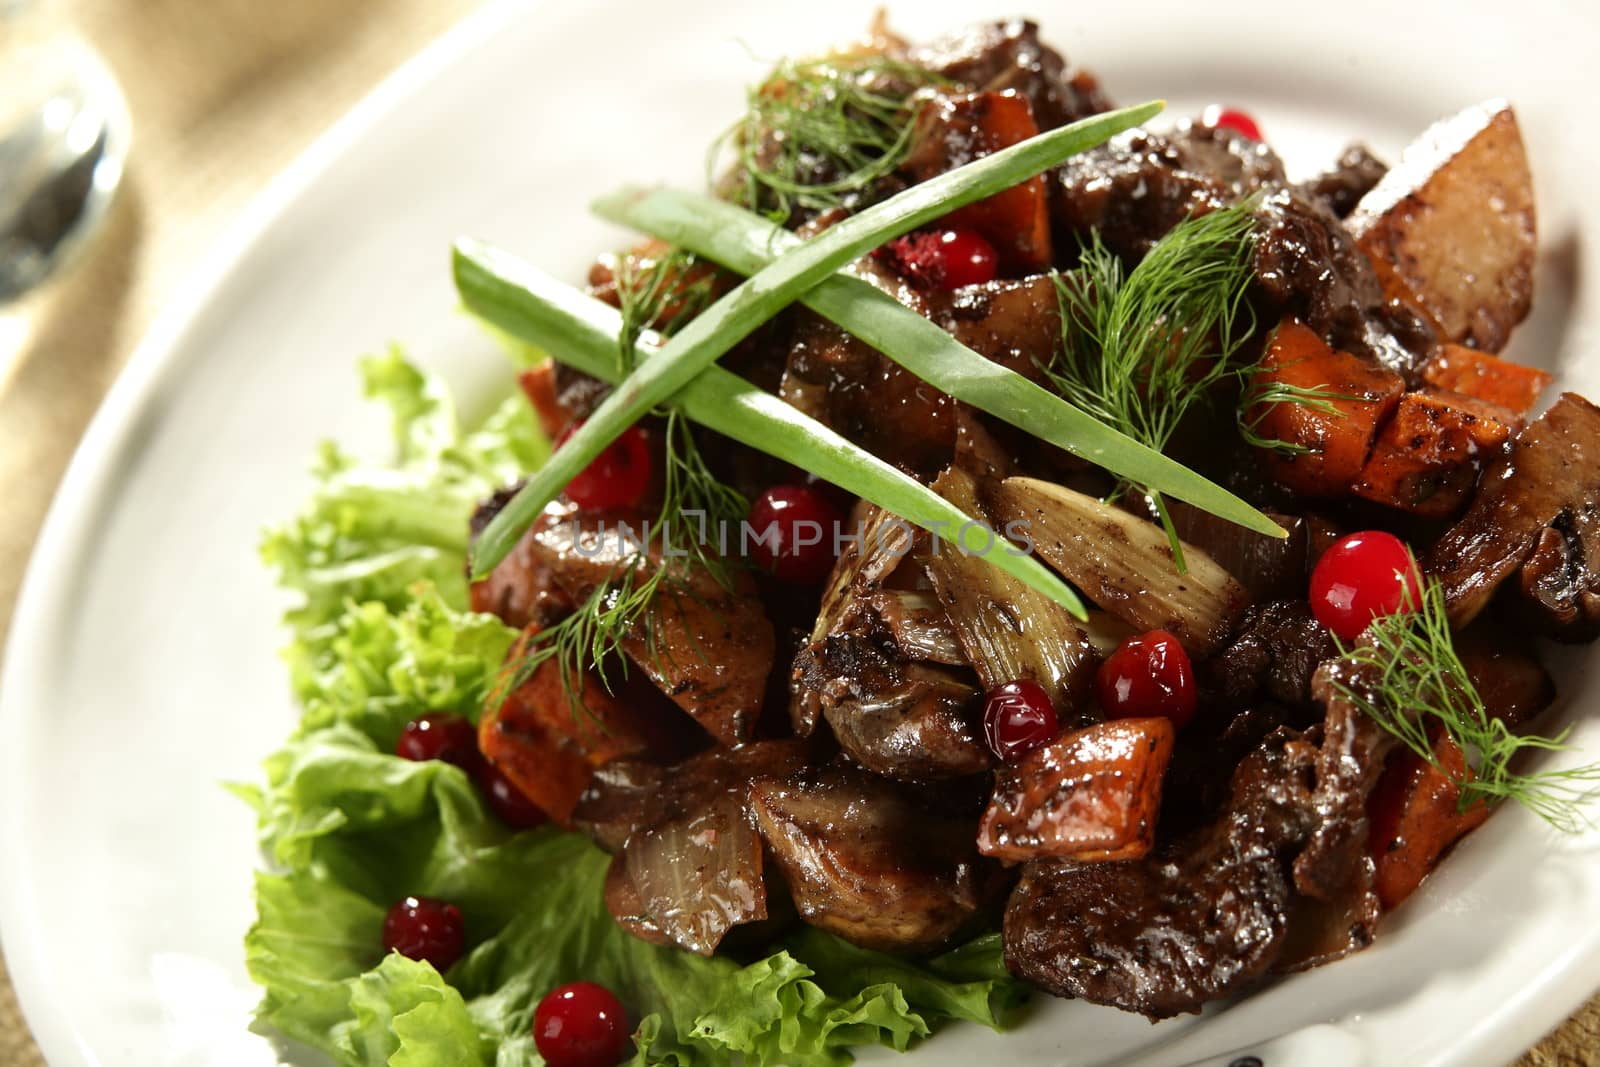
xmin=244 ymin=15 xmax=1600 ymax=1066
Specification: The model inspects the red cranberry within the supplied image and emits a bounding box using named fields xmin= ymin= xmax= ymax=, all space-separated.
xmin=382 ymin=897 xmax=465 ymax=972
xmin=1202 ymin=105 xmax=1263 ymax=142
xmin=982 ymin=680 xmax=1060 ymax=761
xmin=747 ymin=485 xmax=845 ymax=584
xmin=1096 ymin=630 xmax=1198 ymax=728
xmin=878 ymin=227 xmax=1000 ymax=290
xmin=396 ymin=713 xmax=480 ymax=770
xmin=1309 ymin=530 xmax=1422 ymax=641
xmin=557 ymin=422 xmax=652 ymax=510
xmin=534 ymin=981 xmax=631 ymax=1067
xmin=475 ymin=760 xmax=547 ymax=830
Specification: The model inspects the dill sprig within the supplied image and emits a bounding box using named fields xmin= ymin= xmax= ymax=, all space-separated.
xmin=1331 ymin=581 xmax=1600 ymax=833
xmin=1237 ymin=371 xmax=1359 ymax=456
xmin=1042 ymin=202 xmax=1259 ymax=571
xmin=713 ymin=52 xmax=943 ymax=222
xmin=489 ymin=251 xmax=747 ymax=717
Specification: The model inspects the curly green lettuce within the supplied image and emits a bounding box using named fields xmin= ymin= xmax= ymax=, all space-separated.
xmin=245 ymin=351 xmax=1025 ymax=1066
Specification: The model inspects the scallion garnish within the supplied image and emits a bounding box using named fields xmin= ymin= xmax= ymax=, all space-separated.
xmin=453 ymin=241 xmax=1088 ymax=617
xmin=591 ymin=185 xmax=1284 ymax=542
xmin=467 ymin=101 xmax=1163 ymax=583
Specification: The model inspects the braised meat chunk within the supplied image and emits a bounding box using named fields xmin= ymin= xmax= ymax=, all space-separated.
xmin=1427 ymin=393 xmax=1600 ymax=640
xmin=751 ymin=765 xmax=1004 ymax=953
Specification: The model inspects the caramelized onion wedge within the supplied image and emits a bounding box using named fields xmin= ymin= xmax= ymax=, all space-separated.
xmin=623 ymin=792 xmax=767 ymax=956
xmin=979 ymin=718 xmax=1175 ymax=862
xmin=925 ymin=467 xmax=1097 ymax=714
xmin=990 ymin=476 xmax=1250 ymax=657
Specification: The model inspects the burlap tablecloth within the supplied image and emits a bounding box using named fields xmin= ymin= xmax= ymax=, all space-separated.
xmin=0 ymin=2 xmax=1595 ymax=1063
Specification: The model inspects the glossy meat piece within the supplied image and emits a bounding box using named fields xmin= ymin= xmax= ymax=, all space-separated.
xmin=1206 ymin=600 xmax=1337 ymax=712
xmin=1297 ymin=143 xmax=1387 ymax=218
xmin=791 ymin=507 xmax=993 ymax=779
xmin=751 ymin=765 xmax=1003 ymax=953
xmin=904 ymin=91 xmax=1052 ymax=272
xmin=910 ymin=18 xmax=1110 ymax=132
xmin=822 ymin=658 xmax=990 ymax=780
xmin=1426 ymin=393 xmax=1600 ymax=639
xmin=1004 ymin=732 xmax=1316 ymax=1018
xmin=779 ymin=311 xmax=957 ymax=477
xmin=927 ymin=275 xmax=1063 ymax=382
xmin=978 ymin=718 xmax=1175 ymax=862
xmin=529 ymin=511 xmax=775 ymax=744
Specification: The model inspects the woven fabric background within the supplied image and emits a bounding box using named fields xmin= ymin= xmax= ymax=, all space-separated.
xmin=0 ymin=2 xmax=1594 ymax=1063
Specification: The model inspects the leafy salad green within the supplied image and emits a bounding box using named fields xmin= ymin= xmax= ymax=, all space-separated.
xmin=242 ymin=349 xmax=1026 ymax=1066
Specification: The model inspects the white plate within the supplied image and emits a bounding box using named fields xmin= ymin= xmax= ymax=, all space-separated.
xmin=3 ymin=1 xmax=1598 ymax=1064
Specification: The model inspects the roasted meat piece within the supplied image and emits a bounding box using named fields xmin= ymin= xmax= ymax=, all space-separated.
xmin=1005 ymin=656 xmax=1394 ymax=1015
xmin=911 ymin=18 xmax=1110 ymax=132
xmin=1297 ymin=143 xmax=1387 ymax=218
xmin=1206 ymin=599 xmax=1338 ymax=712
xmin=750 ymin=765 xmax=1004 ymax=954
xmin=1426 ymin=393 xmax=1600 ymax=640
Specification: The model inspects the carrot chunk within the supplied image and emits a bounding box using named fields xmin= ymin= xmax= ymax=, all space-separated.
xmin=1247 ymin=318 xmax=1405 ymax=495
xmin=906 ymin=91 xmax=1052 ymax=272
xmin=1420 ymin=344 xmax=1552 ymax=416
xmin=477 ymin=631 xmax=654 ymax=825
xmin=1367 ymin=730 xmax=1491 ymax=911
xmin=1351 ymin=389 xmax=1515 ymax=517
xmin=978 ymin=717 xmax=1174 ymax=862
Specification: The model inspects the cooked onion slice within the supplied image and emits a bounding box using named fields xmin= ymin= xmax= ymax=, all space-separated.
xmin=990 ymin=476 xmax=1250 ymax=657
xmin=924 ymin=467 xmax=1097 ymax=712
xmin=623 ymin=792 xmax=767 ymax=956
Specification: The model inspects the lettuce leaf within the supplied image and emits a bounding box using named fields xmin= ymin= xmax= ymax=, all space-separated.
xmin=247 ymin=354 xmax=1025 ymax=1066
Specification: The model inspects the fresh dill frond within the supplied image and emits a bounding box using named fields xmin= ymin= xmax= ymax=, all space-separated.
xmin=614 ymin=246 xmax=718 ymax=374
xmin=1042 ymin=202 xmax=1259 ymax=571
xmin=1237 ymin=371 xmax=1359 ymax=456
xmin=1330 ymin=581 xmax=1600 ymax=834
xmin=713 ymin=52 xmax=944 ymax=222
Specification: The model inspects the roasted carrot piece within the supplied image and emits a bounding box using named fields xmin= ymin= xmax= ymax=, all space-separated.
xmin=1420 ymin=344 xmax=1552 ymax=416
xmin=1351 ymin=389 xmax=1515 ymax=517
xmin=1367 ymin=729 xmax=1491 ymax=911
xmin=905 ymin=91 xmax=1052 ymax=272
xmin=477 ymin=630 xmax=655 ymax=825
xmin=517 ymin=361 xmax=568 ymax=441
xmin=978 ymin=717 xmax=1174 ymax=862
xmin=1247 ymin=318 xmax=1405 ymax=495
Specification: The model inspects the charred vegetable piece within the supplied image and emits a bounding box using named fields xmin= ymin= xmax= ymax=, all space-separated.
xmin=1350 ymin=389 xmax=1516 ymax=517
xmin=905 ymin=91 xmax=1053 ymax=272
xmin=477 ymin=645 xmax=655 ymax=825
xmin=1166 ymin=501 xmax=1309 ymax=602
xmin=750 ymin=766 xmax=1002 ymax=954
xmin=1366 ymin=729 xmax=1491 ymax=911
xmin=1245 ymin=318 xmax=1405 ymax=495
xmin=603 ymin=856 xmax=670 ymax=946
xmin=529 ymin=511 xmax=775 ymax=745
xmin=978 ymin=718 xmax=1175 ymax=862
xmin=1426 ymin=393 xmax=1600 ymax=638
xmin=624 ymin=791 xmax=768 ymax=956
xmin=859 ymin=590 xmax=967 ymax=665
xmin=1420 ymin=344 xmax=1551 ymax=416
xmin=990 ymin=476 xmax=1250 ymax=657
xmin=1347 ymin=101 xmax=1536 ymax=352
xmin=924 ymin=466 xmax=1097 ymax=714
